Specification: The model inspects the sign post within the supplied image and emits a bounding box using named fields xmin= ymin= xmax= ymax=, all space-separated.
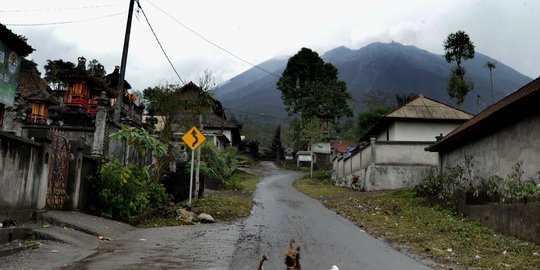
xmin=181 ymin=126 xmax=206 ymax=205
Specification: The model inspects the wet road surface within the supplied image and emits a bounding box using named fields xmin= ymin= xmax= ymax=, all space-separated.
xmin=229 ymin=162 xmax=433 ymax=270
xmin=3 ymin=162 xmax=433 ymax=269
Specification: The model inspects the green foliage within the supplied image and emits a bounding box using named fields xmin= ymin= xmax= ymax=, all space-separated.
xmin=110 ymin=125 xmax=167 ymax=158
xmin=356 ymin=107 xmax=392 ymax=139
xmin=200 ymin=143 xmax=242 ymax=189
xmin=276 ymin=47 xmax=352 ymax=123
xmin=20 ymin=58 xmax=41 ymax=75
xmin=443 ymin=30 xmax=475 ymax=106
xmin=443 ymin=30 xmax=475 ymax=67
xmin=94 ymin=161 xmax=171 ymax=220
xmin=270 ymin=123 xmax=284 ymax=160
xmin=395 ymin=93 xmax=419 ymax=107
xmin=447 ymin=66 xmax=474 ymax=106
xmin=312 ymin=170 xmax=333 ymax=184
xmin=417 ymin=158 xmax=540 ymax=210
xmin=44 ymin=59 xmax=76 ymax=90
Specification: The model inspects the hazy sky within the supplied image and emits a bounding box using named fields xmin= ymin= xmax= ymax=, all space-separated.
xmin=2 ymin=0 xmax=539 ymax=92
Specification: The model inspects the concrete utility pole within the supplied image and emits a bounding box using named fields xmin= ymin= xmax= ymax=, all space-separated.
xmin=114 ymin=0 xmax=136 ymax=122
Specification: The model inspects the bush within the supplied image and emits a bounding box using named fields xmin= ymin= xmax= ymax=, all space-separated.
xmin=313 ymin=170 xmax=332 ymax=184
xmin=200 ymin=143 xmax=243 ymax=189
xmin=417 ymin=159 xmax=540 ymax=210
xmin=94 ymin=161 xmax=171 ymax=220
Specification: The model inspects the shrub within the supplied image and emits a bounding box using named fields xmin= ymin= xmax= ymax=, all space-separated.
xmin=94 ymin=161 xmax=170 ymax=220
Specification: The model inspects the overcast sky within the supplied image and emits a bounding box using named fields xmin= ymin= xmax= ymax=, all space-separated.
xmin=2 ymin=0 xmax=539 ymax=92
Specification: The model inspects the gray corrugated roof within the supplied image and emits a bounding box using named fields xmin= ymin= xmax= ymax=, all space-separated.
xmin=387 ymin=95 xmax=472 ymax=120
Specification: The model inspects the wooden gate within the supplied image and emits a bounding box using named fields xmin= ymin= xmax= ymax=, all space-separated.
xmin=46 ymin=131 xmax=70 ymax=209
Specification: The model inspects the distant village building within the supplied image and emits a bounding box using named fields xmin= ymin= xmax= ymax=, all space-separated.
xmin=333 ymin=95 xmax=472 ymax=190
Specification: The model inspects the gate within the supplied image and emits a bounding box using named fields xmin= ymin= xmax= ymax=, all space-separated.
xmin=46 ymin=131 xmax=70 ymax=209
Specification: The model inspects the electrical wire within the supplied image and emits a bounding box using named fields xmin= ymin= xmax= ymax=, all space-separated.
xmin=0 ymin=4 xmax=117 ymax=13
xmin=4 ymin=12 xmax=125 ymax=27
xmin=144 ymin=0 xmax=281 ymax=78
xmin=136 ymin=1 xmax=185 ymax=85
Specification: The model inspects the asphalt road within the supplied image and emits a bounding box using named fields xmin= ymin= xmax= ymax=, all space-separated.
xmin=229 ymin=162 xmax=433 ymax=270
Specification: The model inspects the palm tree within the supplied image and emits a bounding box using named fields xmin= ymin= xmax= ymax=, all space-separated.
xmin=485 ymin=61 xmax=496 ymax=105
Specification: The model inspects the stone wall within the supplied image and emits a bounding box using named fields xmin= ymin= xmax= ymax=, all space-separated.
xmin=463 ymin=204 xmax=540 ymax=245
xmin=0 ymin=132 xmax=48 ymax=213
xmin=333 ymin=140 xmax=436 ymax=190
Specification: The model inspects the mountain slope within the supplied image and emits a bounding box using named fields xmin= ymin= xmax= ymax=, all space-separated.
xmin=215 ymin=42 xmax=532 ymax=122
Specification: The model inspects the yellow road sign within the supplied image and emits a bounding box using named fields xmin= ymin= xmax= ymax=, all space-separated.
xmin=182 ymin=126 xmax=206 ymax=150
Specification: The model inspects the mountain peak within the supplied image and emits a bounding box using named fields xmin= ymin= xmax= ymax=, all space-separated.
xmin=217 ymin=42 xmax=531 ymax=122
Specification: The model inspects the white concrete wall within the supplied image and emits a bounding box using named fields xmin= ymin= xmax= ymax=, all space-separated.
xmin=376 ymin=142 xmax=438 ymax=165
xmin=376 ymin=120 xmax=461 ymax=142
xmin=351 ymin=150 xmax=362 ymax=172
xmin=441 ymin=112 xmax=540 ymax=180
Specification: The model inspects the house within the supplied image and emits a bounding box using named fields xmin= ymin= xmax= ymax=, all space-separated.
xmin=333 ymin=95 xmax=472 ymax=190
xmin=426 ymin=77 xmax=540 ymax=181
xmin=147 ymin=82 xmax=242 ymax=150
xmin=0 ymin=23 xmax=34 ymax=129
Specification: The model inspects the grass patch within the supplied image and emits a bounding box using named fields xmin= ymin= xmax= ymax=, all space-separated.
xmin=138 ymin=170 xmax=259 ymax=228
xmin=192 ymin=195 xmax=252 ymax=222
xmin=227 ymin=170 xmax=259 ymax=192
xmin=294 ymin=177 xmax=540 ymax=270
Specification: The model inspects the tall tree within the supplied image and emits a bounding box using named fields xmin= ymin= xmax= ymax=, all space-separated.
xmin=485 ymin=61 xmax=496 ymax=104
xmin=443 ymin=30 xmax=475 ymax=107
xmin=44 ymin=59 xmax=76 ymax=90
xmin=270 ymin=122 xmax=284 ymax=161
xmin=276 ymin=47 xmax=352 ymax=123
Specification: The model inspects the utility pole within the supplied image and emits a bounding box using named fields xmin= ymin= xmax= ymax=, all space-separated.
xmin=114 ymin=0 xmax=136 ymax=122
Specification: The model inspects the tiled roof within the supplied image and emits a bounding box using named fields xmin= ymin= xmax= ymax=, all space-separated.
xmin=387 ymin=95 xmax=472 ymax=120
xmin=17 ymin=67 xmax=58 ymax=104
xmin=427 ymin=76 xmax=540 ymax=152
xmin=331 ymin=140 xmax=359 ymax=154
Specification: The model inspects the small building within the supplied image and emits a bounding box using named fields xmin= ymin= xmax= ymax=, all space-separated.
xmin=296 ymin=150 xmax=312 ymax=167
xmin=333 ymin=95 xmax=472 ymax=190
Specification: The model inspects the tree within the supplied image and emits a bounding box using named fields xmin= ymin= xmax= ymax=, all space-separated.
xmin=87 ymin=59 xmax=106 ymax=77
xmin=276 ymin=47 xmax=352 ymax=123
xmin=443 ymin=30 xmax=475 ymax=107
xmin=270 ymin=123 xmax=284 ymax=161
xmin=44 ymin=59 xmax=76 ymax=90
xmin=485 ymin=61 xmax=496 ymax=104
xmin=447 ymin=66 xmax=474 ymax=106
xmin=356 ymin=107 xmax=391 ymax=139
xmin=395 ymin=93 xmax=419 ymax=107
xmin=20 ymin=58 xmax=40 ymax=75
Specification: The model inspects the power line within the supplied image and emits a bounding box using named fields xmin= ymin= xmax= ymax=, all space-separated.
xmin=0 ymin=4 xmax=117 ymax=13
xmin=136 ymin=1 xmax=185 ymax=85
xmin=145 ymin=0 xmax=281 ymax=78
xmin=4 ymin=12 xmax=125 ymax=27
